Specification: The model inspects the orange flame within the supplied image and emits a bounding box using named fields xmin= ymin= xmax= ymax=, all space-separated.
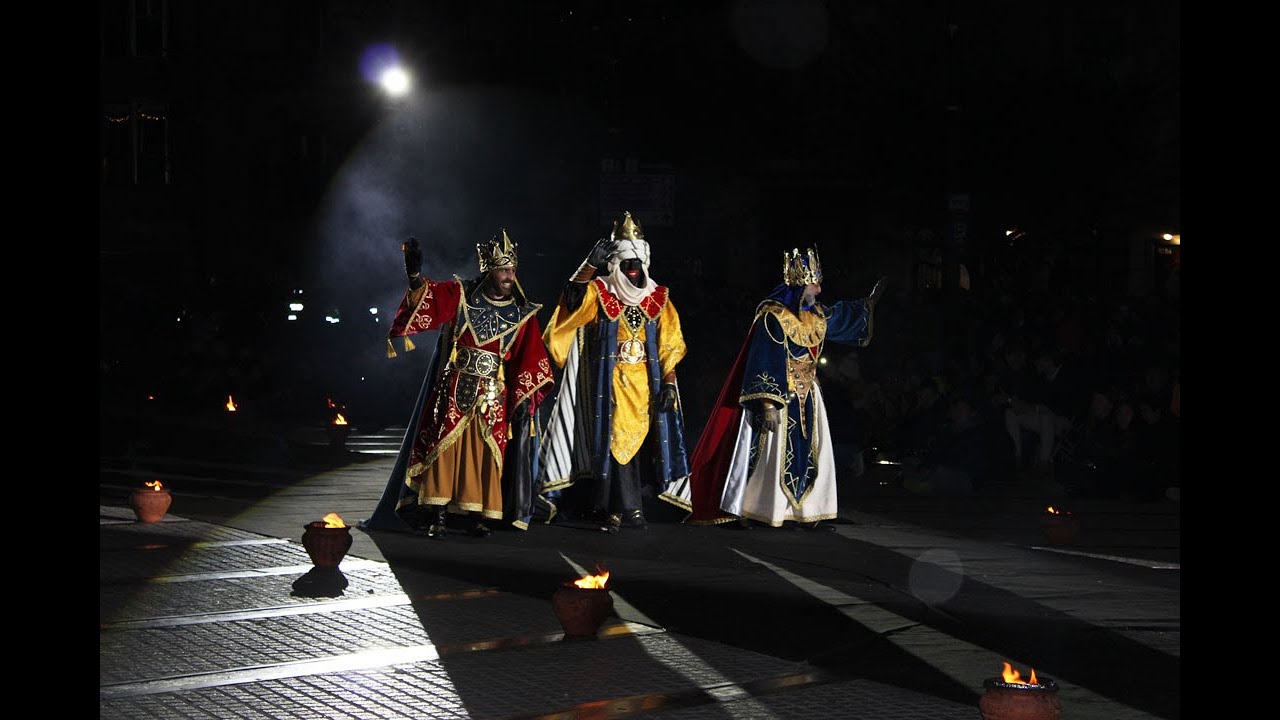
xmin=1046 ymin=506 xmax=1069 ymax=515
xmin=334 ymin=413 xmax=348 ymax=426
xmin=573 ymin=568 xmax=611 ymax=589
xmin=1001 ymin=662 xmax=1039 ymax=685
xmin=226 ymin=395 xmax=238 ymax=412
xmin=322 ymin=512 xmax=346 ymax=528
xmin=144 ymin=480 xmax=165 ymax=492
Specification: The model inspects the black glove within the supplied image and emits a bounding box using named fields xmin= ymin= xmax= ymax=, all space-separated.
xmin=752 ymin=404 xmax=780 ymax=434
xmin=571 ymin=237 xmax=614 ymax=283
xmin=402 ymin=237 xmax=423 ymax=279
xmin=658 ymin=383 xmax=678 ymax=412
xmin=587 ymin=236 xmax=613 ymax=268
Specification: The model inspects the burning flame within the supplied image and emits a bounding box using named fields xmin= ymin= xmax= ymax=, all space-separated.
xmin=1046 ymin=506 xmax=1069 ymax=515
xmin=1001 ymin=662 xmax=1039 ymax=685
xmin=573 ymin=568 xmax=611 ymax=589
xmin=322 ymin=512 xmax=347 ymax=528
xmin=226 ymin=395 xmax=237 ymax=412
xmin=144 ymin=480 xmax=165 ymax=492
xmin=333 ymin=413 xmax=348 ymax=426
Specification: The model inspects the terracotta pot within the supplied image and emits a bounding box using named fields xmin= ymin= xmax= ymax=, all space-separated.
xmin=551 ymin=584 xmax=614 ymax=639
xmin=979 ymin=678 xmax=1061 ymax=720
xmin=1040 ymin=515 xmax=1080 ymax=546
xmin=325 ymin=424 xmax=350 ymax=448
xmin=130 ymin=488 xmax=172 ymax=523
xmin=301 ymin=522 xmax=353 ymax=570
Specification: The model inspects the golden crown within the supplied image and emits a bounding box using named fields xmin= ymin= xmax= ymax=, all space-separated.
xmin=611 ymin=211 xmax=644 ymax=241
xmin=477 ymin=229 xmax=518 ymax=272
xmin=783 ymin=246 xmax=823 ymax=286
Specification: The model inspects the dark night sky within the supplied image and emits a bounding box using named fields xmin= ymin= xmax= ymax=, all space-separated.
xmin=99 ymin=0 xmax=1179 ymax=424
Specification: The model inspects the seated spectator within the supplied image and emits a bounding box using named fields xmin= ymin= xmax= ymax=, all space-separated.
xmin=1002 ymin=348 xmax=1088 ymax=478
xmin=1058 ymin=388 xmax=1138 ymax=498
xmin=1132 ymin=395 xmax=1179 ymax=502
xmin=894 ymin=376 xmax=949 ymax=457
xmin=903 ymin=393 xmax=1014 ymax=495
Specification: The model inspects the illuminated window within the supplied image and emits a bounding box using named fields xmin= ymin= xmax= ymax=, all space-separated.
xmin=101 ymin=101 xmax=171 ymax=185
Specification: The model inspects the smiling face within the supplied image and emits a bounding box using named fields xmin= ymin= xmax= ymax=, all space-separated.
xmin=484 ymin=267 xmax=517 ymax=299
xmin=620 ymin=258 xmax=646 ymax=288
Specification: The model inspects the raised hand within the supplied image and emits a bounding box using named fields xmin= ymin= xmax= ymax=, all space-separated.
xmin=402 ymin=237 xmax=423 ymax=279
xmin=587 ymin=236 xmax=613 ymax=268
xmin=869 ymin=276 xmax=889 ymax=304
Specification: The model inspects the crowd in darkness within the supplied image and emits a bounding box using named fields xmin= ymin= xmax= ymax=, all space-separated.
xmin=811 ymin=268 xmax=1181 ymax=502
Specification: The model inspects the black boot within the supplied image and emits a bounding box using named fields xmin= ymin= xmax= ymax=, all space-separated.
xmin=621 ymin=509 xmax=648 ymax=529
xmin=600 ymin=513 xmax=622 ymax=534
xmin=469 ymin=520 xmax=492 ymax=537
xmin=426 ymin=506 xmax=448 ymax=539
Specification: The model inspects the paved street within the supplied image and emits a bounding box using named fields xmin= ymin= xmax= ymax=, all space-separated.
xmin=100 ymin=410 xmax=1179 ymax=719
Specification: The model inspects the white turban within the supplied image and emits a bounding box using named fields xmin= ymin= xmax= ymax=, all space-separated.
xmin=603 ymin=238 xmax=657 ymax=306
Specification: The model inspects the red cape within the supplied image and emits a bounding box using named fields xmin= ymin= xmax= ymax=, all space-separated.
xmin=685 ymin=326 xmax=756 ymax=524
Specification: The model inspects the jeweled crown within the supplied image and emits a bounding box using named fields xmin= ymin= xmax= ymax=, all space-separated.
xmin=611 ymin=211 xmax=644 ymax=241
xmin=477 ymin=229 xmax=519 ymax=273
xmin=783 ymin=246 xmax=823 ymax=286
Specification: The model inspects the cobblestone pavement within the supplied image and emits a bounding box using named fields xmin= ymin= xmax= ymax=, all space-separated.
xmin=100 ymin=418 xmax=1179 ymax=719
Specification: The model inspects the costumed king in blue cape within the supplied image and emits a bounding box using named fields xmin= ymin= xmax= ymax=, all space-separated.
xmin=536 ymin=211 xmax=691 ymax=532
xmin=666 ymin=246 xmax=886 ymax=529
xmin=360 ymin=231 xmax=553 ymax=538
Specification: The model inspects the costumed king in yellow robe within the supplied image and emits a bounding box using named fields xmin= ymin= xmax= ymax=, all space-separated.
xmin=537 ymin=211 xmax=691 ymax=532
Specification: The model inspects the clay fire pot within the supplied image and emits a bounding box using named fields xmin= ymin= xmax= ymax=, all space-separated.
xmin=301 ymin=522 xmax=353 ymax=570
xmin=979 ymin=677 xmax=1061 ymax=720
xmin=551 ymin=583 xmax=614 ymax=639
xmin=325 ymin=423 xmax=350 ymax=448
xmin=130 ymin=487 xmax=172 ymax=523
xmin=1040 ymin=515 xmax=1080 ymax=546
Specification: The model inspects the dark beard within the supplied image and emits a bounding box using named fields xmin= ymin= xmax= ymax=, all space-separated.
xmin=483 ymin=275 xmax=513 ymax=300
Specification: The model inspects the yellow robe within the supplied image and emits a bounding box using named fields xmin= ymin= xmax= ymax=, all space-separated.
xmin=543 ymin=280 xmax=686 ymax=464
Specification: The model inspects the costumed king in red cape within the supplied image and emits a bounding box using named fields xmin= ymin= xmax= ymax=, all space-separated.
xmin=666 ymin=246 xmax=886 ymax=529
xmin=360 ymin=230 xmax=553 ymax=538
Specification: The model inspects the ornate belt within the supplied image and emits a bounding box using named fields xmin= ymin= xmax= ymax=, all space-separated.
xmin=616 ymin=338 xmax=647 ymax=364
xmin=787 ymin=354 xmax=818 ymax=438
xmin=787 ymin=354 xmax=817 ymax=405
xmin=452 ymin=345 xmax=500 ymax=379
xmin=450 ymin=346 xmax=501 ymax=414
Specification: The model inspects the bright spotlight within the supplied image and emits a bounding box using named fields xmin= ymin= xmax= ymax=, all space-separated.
xmin=380 ymin=66 xmax=411 ymax=96
xmin=360 ymin=43 xmax=413 ymax=97
xmin=368 ymin=307 xmax=379 ymax=315
xmin=287 ymin=314 xmax=298 ymax=321
xmin=290 ymin=303 xmax=304 ymax=312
